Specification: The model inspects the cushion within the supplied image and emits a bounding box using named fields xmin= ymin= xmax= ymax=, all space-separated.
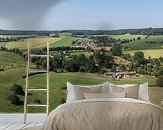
xmin=66 ymin=82 xmax=109 ymax=103
xmin=110 ymin=84 xmax=140 ymax=99
xmin=138 ymin=83 xmax=149 ymax=102
xmin=84 ymin=92 xmax=126 ymax=99
xmin=110 ymin=83 xmax=149 ymax=102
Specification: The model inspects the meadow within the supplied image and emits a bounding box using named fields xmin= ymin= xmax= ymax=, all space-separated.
xmin=49 ymin=36 xmax=77 ymax=47
xmin=0 ymin=67 xmax=162 ymax=113
xmin=123 ymin=49 xmax=163 ymax=58
xmin=0 ymin=35 xmax=78 ymax=50
xmin=5 ymin=37 xmax=61 ymax=50
xmin=109 ymin=33 xmax=146 ymax=40
xmin=0 ymin=51 xmax=162 ymax=113
xmin=0 ymin=33 xmax=163 ymax=113
xmin=123 ymin=35 xmax=163 ymax=50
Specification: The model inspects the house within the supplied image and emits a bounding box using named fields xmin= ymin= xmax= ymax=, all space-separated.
xmin=116 ymin=71 xmax=136 ymax=78
xmin=90 ymin=46 xmax=106 ymax=52
xmin=104 ymin=71 xmax=136 ymax=79
xmin=103 ymin=72 xmax=116 ymax=78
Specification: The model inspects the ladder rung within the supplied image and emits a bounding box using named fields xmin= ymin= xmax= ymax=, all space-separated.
xmin=30 ymin=54 xmax=53 ymax=58
xmin=29 ymin=70 xmax=47 ymax=73
xmin=28 ymin=89 xmax=47 ymax=91
xmin=27 ymin=104 xmax=47 ymax=107
xmin=30 ymin=54 xmax=47 ymax=57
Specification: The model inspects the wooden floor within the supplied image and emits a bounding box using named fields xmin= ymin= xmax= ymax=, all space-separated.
xmin=0 ymin=113 xmax=46 ymax=130
xmin=0 ymin=122 xmax=43 ymax=130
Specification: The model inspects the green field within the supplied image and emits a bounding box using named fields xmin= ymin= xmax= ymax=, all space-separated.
xmin=0 ymin=68 xmax=162 ymax=113
xmin=109 ymin=33 xmax=146 ymax=40
xmin=0 ymin=42 xmax=7 ymax=47
xmin=124 ymin=49 xmax=163 ymax=58
xmin=0 ymin=52 xmax=160 ymax=113
xmin=1 ymin=36 xmax=77 ymax=50
xmin=5 ymin=37 xmax=61 ymax=50
xmin=0 ymin=51 xmax=162 ymax=112
xmin=0 ymin=34 xmax=163 ymax=113
xmin=50 ymin=36 xmax=77 ymax=47
xmin=0 ymin=51 xmax=26 ymax=69
xmin=123 ymin=35 xmax=163 ymax=50
xmin=70 ymin=51 xmax=90 ymax=57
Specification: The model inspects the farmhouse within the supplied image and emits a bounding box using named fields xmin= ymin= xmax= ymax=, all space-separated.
xmin=116 ymin=71 xmax=137 ymax=78
xmin=90 ymin=46 xmax=106 ymax=52
xmin=104 ymin=71 xmax=136 ymax=79
xmin=103 ymin=72 xmax=116 ymax=78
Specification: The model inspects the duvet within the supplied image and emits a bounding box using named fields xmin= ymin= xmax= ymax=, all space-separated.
xmin=42 ymin=98 xmax=163 ymax=130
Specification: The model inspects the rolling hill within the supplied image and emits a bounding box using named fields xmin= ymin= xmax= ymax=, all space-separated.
xmin=123 ymin=35 xmax=163 ymax=50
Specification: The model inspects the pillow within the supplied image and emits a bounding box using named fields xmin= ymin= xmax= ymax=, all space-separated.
xmin=84 ymin=92 xmax=125 ymax=99
xmin=66 ymin=82 xmax=109 ymax=103
xmin=110 ymin=83 xmax=140 ymax=99
xmin=138 ymin=83 xmax=149 ymax=102
xmin=109 ymin=83 xmax=149 ymax=102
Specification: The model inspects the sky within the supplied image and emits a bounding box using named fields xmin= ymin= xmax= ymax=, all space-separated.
xmin=0 ymin=0 xmax=163 ymax=30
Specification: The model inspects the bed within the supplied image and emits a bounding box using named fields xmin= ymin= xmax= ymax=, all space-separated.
xmin=42 ymin=82 xmax=163 ymax=130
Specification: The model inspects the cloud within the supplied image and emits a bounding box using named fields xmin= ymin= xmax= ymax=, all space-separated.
xmin=97 ymin=21 xmax=113 ymax=30
xmin=0 ymin=0 xmax=63 ymax=29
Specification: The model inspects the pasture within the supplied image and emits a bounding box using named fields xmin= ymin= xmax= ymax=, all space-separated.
xmin=0 ymin=67 xmax=162 ymax=113
xmin=123 ymin=35 xmax=163 ymax=50
xmin=109 ymin=33 xmax=146 ymax=40
xmin=70 ymin=51 xmax=90 ymax=58
xmin=0 ymin=51 xmax=26 ymax=69
xmin=5 ymin=36 xmax=61 ymax=50
xmin=124 ymin=49 xmax=163 ymax=58
xmin=50 ymin=36 xmax=77 ymax=47
xmin=0 ymin=34 xmax=163 ymax=113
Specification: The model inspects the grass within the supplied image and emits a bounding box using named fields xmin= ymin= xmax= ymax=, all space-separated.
xmin=123 ymin=35 xmax=163 ymax=50
xmin=0 ymin=51 xmax=26 ymax=69
xmin=149 ymin=87 xmax=163 ymax=105
xmin=50 ymin=36 xmax=77 ymax=47
xmin=113 ymin=56 xmax=131 ymax=65
xmin=5 ymin=36 xmax=61 ymax=50
xmin=0 ymin=42 xmax=7 ymax=47
xmin=124 ymin=49 xmax=163 ymax=58
xmin=109 ymin=34 xmax=146 ymax=40
xmin=70 ymin=51 xmax=90 ymax=58
xmin=0 ymin=34 xmax=163 ymax=113
xmin=0 ymin=68 xmax=162 ymax=113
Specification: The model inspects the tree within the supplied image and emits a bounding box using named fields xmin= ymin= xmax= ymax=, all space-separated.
xmin=157 ymin=75 xmax=163 ymax=87
xmin=85 ymin=56 xmax=96 ymax=72
xmin=120 ymin=64 xmax=126 ymax=71
xmin=103 ymin=55 xmax=113 ymax=68
xmin=11 ymin=84 xmax=24 ymax=95
xmin=94 ymin=36 xmax=110 ymax=46
xmin=111 ymin=43 xmax=122 ymax=56
xmin=64 ymin=56 xmax=80 ymax=72
xmin=77 ymin=54 xmax=88 ymax=66
xmin=134 ymin=51 xmax=145 ymax=66
xmin=8 ymin=94 xmax=20 ymax=105
xmin=156 ymin=68 xmax=163 ymax=77
xmin=137 ymin=37 xmax=141 ymax=40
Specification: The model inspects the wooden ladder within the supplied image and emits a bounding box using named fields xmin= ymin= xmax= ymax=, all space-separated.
xmin=24 ymin=41 xmax=50 ymax=124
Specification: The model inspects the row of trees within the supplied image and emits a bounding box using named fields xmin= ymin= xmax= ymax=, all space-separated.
xmin=30 ymin=52 xmax=115 ymax=74
xmin=0 ymin=35 xmax=36 ymax=42
xmin=123 ymin=51 xmax=163 ymax=77
xmin=0 ymin=46 xmax=22 ymax=55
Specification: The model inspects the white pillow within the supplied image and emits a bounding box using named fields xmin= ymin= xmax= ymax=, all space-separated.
xmin=109 ymin=83 xmax=150 ymax=102
xmin=138 ymin=83 xmax=149 ymax=102
xmin=66 ymin=82 xmax=110 ymax=103
xmin=66 ymin=82 xmax=76 ymax=103
xmin=84 ymin=92 xmax=126 ymax=99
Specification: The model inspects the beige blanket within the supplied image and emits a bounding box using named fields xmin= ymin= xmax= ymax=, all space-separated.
xmin=42 ymin=98 xmax=163 ymax=130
